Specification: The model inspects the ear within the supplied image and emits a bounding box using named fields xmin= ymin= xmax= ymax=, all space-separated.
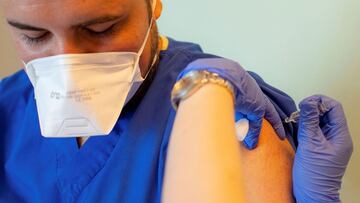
xmin=154 ymin=0 xmax=163 ymax=20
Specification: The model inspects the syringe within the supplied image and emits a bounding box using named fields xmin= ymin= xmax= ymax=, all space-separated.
xmin=284 ymin=103 xmax=328 ymax=124
xmin=235 ymin=103 xmax=328 ymax=142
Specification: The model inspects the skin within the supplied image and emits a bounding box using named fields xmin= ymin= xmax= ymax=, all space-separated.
xmin=163 ymin=84 xmax=246 ymax=202
xmin=238 ymin=119 xmax=295 ymax=202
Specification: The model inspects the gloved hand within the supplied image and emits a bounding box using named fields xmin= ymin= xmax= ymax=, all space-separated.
xmin=293 ymin=95 xmax=353 ymax=203
xmin=178 ymin=58 xmax=286 ymax=149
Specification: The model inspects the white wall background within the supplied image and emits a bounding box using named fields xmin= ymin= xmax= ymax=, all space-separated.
xmin=0 ymin=0 xmax=359 ymax=201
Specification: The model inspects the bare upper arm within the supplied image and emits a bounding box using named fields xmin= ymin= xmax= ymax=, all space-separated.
xmin=239 ymin=119 xmax=295 ymax=203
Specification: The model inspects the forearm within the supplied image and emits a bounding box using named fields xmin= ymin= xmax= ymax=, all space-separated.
xmin=161 ymin=84 xmax=245 ymax=203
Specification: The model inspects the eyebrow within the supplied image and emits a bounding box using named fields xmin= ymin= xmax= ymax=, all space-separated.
xmin=7 ymin=21 xmax=45 ymax=31
xmin=6 ymin=15 xmax=123 ymax=32
xmin=76 ymin=15 xmax=123 ymax=28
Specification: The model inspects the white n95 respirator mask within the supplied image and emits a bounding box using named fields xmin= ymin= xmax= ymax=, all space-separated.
xmin=24 ymin=2 xmax=157 ymax=138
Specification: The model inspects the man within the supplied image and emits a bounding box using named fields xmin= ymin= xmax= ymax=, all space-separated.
xmin=0 ymin=0 xmax=352 ymax=202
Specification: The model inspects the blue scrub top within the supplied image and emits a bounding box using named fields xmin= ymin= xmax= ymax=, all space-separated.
xmin=0 ymin=37 xmax=298 ymax=202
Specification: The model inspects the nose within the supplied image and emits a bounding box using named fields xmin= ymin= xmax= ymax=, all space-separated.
xmin=55 ymin=39 xmax=88 ymax=55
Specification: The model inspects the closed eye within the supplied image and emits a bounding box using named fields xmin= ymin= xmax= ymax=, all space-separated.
xmin=84 ymin=20 xmax=118 ymax=36
xmin=21 ymin=31 xmax=49 ymax=45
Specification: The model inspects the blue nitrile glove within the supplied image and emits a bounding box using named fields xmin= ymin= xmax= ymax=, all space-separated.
xmin=178 ymin=58 xmax=286 ymax=149
xmin=293 ymin=95 xmax=353 ymax=203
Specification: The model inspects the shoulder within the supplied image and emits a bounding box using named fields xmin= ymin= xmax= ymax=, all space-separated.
xmin=0 ymin=69 xmax=33 ymax=103
xmin=247 ymin=71 xmax=298 ymax=147
xmin=158 ymin=37 xmax=219 ymax=74
xmin=239 ymin=119 xmax=295 ymax=202
xmin=160 ymin=37 xmax=298 ymax=145
xmin=0 ymin=69 xmax=34 ymax=152
xmin=0 ymin=69 xmax=33 ymax=124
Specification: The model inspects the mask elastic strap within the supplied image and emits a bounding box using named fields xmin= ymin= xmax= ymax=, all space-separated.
xmin=134 ymin=0 xmax=158 ymax=80
xmin=137 ymin=0 xmax=157 ymax=56
xmin=143 ymin=52 xmax=158 ymax=79
xmin=136 ymin=19 xmax=154 ymax=57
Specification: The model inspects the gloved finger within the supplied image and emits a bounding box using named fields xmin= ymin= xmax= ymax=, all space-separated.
xmin=318 ymin=96 xmax=348 ymax=139
xmin=298 ymin=96 xmax=325 ymax=144
xmin=178 ymin=58 xmax=243 ymax=83
xmin=242 ymin=115 xmax=263 ymax=150
xmin=263 ymin=97 xmax=286 ymax=140
xmin=321 ymin=122 xmax=353 ymax=163
xmin=317 ymin=96 xmax=353 ymax=155
xmin=235 ymin=111 xmax=246 ymax=122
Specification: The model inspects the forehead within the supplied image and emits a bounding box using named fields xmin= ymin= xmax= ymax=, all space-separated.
xmin=2 ymin=0 xmax=130 ymax=9
xmin=2 ymin=0 xmax=139 ymax=23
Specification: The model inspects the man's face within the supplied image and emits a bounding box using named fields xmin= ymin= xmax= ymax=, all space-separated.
xmin=1 ymin=0 xmax=160 ymax=75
